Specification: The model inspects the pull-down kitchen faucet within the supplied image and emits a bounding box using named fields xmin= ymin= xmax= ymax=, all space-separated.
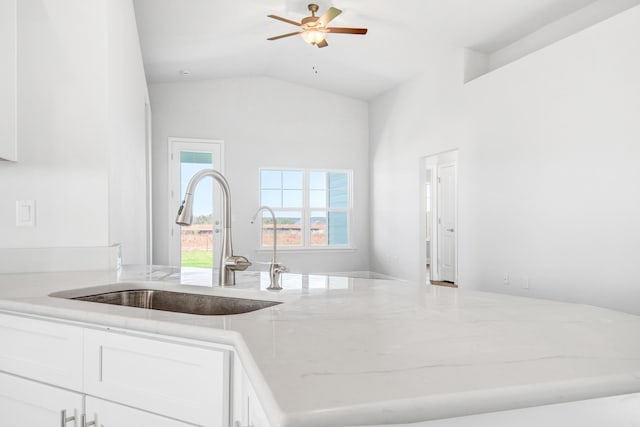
xmin=176 ymin=169 xmax=251 ymax=286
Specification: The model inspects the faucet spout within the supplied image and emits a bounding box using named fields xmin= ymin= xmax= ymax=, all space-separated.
xmin=176 ymin=169 xmax=251 ymax=286
xmin=251 ymin=206 xmax=286 ymax=290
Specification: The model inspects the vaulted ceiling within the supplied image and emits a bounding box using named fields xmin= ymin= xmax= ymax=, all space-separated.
xmin=132 ymin=0 xmax=629 ymax=100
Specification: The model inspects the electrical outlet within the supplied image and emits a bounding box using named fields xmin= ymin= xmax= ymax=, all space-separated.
xmin=523 ymin=276 xmax=530 ymax=290
xmin=503 ymin=273 xmax=509 ymax=285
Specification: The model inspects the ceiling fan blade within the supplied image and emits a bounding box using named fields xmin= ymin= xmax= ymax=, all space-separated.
xmin=267 ymin=15 xmax=301 ymax=27
xmin=317 ymin=39 xmax=328 ymax=48
xmin=326 ymin=27 xmax=368 ymax=35
xmin=267 ymin=31 xmax=302 ymax=41
xmin=318 ymin=7 xmax=342 ymax=27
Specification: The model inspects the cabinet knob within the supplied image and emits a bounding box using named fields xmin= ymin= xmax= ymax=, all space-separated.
xmin=60 ymin=410 xmax=75 ymax=427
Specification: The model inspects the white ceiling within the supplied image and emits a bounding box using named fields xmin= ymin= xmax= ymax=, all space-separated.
xmin=132 ymin=0 xmax=605 ymax=100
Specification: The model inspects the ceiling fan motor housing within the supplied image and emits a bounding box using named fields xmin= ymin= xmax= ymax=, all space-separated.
xmin=302 ymin=16 xmax=320 ymax=27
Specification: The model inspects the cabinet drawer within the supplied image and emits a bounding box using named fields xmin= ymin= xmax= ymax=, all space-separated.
xmin=86 ymin=396 xmax=194 ymax=427
xmin=0 ymin=371 xmax=83 ymax=427
xmin=84 ymin=328 xmax=230 ymax=427
xmin=0 ymin=312 xmax=83 ymax=390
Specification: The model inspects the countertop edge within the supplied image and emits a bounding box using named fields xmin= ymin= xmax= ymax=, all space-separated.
xmin=278 ymin=373 xmax=640 ymax=426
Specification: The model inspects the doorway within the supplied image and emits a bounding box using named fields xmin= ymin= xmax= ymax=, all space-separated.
xmin=168 ymin=138 xmax=224 ymax=274
xmin=421 ymin=150 xmax=458 ymax=287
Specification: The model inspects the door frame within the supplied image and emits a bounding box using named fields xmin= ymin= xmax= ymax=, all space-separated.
xmin=419 ymin=149 xmax=459 ymax=286
xmin=145 ymin=101 xmax=153 ymax=265
xmin=167 ymin=137 xmax=224 ymax=267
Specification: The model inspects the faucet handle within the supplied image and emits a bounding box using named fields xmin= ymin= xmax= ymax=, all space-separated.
xmin=274 ymin=263 xmax=287 ymax=273
xmin=225 ymin=255 xmax=252 ymax=271
xmin=268 ymin=262 xmax=286 ymax=291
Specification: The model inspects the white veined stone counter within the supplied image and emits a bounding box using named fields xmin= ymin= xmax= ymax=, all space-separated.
xmin=0 ymin=266 xmax=639 ymax=426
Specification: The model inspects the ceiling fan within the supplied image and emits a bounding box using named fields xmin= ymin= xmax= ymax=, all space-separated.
xmin=267 ymin=3 xmax=368 ymax=48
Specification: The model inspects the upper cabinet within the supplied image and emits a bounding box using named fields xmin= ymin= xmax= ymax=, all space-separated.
xmin=0 ymin=0 xmax=17 ymax=161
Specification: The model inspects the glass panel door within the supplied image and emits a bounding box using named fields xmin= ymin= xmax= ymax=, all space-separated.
xmin=180 ymin=151 xmax=214 ymax=269
xmin=169 ymin=139 xmax=223 ymax=283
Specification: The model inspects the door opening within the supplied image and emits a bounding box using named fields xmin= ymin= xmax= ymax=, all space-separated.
xmin=168 ymin=138 xmax=224 ymax=283
xmin=420 ymin=150 xmax=458 ymax=287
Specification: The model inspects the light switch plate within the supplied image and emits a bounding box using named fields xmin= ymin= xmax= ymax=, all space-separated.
xmin=16 ymin=200 xmax=35 ymax=227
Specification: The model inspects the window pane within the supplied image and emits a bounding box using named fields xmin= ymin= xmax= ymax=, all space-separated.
xmin=309 ymin=190 xmax=327 ymax=208
xmin=329 ymin=172 xmax=349 ymax=208
xmin=258 ymin=211 xmax=275 ymax=247
xmin=282 ymin=170 xmax=303 ymax=189
xmin=310 ymin=211 xmax=327 ymax=246
xmin=180 ymin=152 xmax=214 ymax=269
xmin=274 ymin=211 xmax=302 ymax=247
xmin=282 ymin=190 xmax=303 ymax=208
xmin=261 ymin=170 xmax=281 ymax=189
xmin=258 ymin=169 xmax=351 ymax=249
xmin=309 ymin=171 xmax=327 ymax=190
xmin=261 ymin=189 xmax=281 ymax=207
xmin=180 ymin=151 xmax=212 ymax=164
xmin=328 ymin=211 xmax=348 ymax=245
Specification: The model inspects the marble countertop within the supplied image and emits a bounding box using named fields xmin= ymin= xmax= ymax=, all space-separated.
xmin=1 ymin=266 xmax=640 ymax=427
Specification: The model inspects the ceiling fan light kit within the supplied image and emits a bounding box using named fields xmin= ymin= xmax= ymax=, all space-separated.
xmin=301 ymin=29 xmax=326 ymax=45
xmin=268 ymin=3 xmax=367 ymax=48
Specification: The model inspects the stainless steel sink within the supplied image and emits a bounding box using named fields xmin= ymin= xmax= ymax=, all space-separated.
xmin=71 ymin=289 xmax=281 ymax=316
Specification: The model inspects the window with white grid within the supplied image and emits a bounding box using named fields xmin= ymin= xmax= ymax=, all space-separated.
xmin=258 ymin=169 xmax=352 ymax=249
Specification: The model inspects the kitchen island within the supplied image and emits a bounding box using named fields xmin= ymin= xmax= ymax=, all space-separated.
xmin=1 ymin=267 xmax=640 ymax=426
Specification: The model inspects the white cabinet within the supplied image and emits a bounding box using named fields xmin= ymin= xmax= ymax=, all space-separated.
xmin=0 ymin=0 xmax=17 ymax=161
xmin=0 ymin=371 xmax=194 ymax=427
xmin=0 ymin=371 xmax=83 ymax=427
xmin=231 ymin=355 xmax=248 ymax=427
xmin=0 ymin=312 xmax=84 ymax=390
xmin=0 ymin=311 xmax=236 ymax=427
xmin=231 ymin=357 xmax=272 ymax=427
xmin=85 ymin=397 xmax=193 ymax=427
xmin=84 ymin=328 xmax=231 ymax=426
xmin=245 ymin=379 xmax=271 ymax=427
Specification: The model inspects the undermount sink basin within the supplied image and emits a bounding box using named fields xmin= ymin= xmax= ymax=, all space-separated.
xmin=70 ymin=289 xmax=281 ymax=316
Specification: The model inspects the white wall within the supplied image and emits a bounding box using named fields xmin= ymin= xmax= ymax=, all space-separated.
xmin=0 ymin=0 xmax=110 ymax=250
xmin=369 ymin=44 xmax=463 ymax=284
xmin=369 ymin=6 xmax=640 ymax=314
xmin=107 ymin=0 xmax=150 ymax=265
xmin=149 ymin=77 xmax=370 ymax=274
xmin=488 ymin=0 xmax=640 ymax=71
xmin=0 ymin=0 xmax=148 ymax=267
xmin=0 ymin=0 xmax=17 ymax=161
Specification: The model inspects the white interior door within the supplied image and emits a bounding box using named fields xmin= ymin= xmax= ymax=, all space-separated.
xmin=169 ymin=138 xmax=224 ymax=270
xmin=437 ymin=162 xmax=457 ymax=283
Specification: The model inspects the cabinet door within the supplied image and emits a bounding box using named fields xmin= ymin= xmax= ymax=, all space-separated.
xmin=84 ymin=328 xmax=230 ymax=427
xmin=85 ymin=397 xmax=193 ymax=427
xmin=0 ymin=312 xmax=84 ymax=390
xmin=0 ymin=371 xmax=83 ymax=427
xmin=0 ymin=0 xmax=17 ymax=161
xmin=232 ymin=359 xmax=272 ymax=427
xmin=245 ymin=378 xmax=272 ymax=427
